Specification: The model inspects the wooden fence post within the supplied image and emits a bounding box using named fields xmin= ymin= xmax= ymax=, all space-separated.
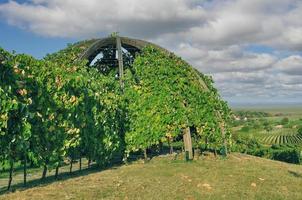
xmin=183 ymin=127 xmax=193 ymax=161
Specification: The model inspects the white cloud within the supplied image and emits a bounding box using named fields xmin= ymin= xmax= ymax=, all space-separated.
xmin=1 ymin=0 xmax=302 ymax=50
xmin=0 ymin=0 xmax=206 ymax=38
xmin=176 ymin=44 xmax=277 ymax=73
xmin=0 ymin=0 xmax=302 ymax=104
xmin=275 ymin=55 xmax=302 ymax=75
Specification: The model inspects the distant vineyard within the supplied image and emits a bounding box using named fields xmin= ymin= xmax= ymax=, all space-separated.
xmin=260 ymin=130 xmax=302 ymax=145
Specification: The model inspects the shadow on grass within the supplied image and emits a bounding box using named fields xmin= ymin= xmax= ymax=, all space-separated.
xmin=0 ymin=146 xmax=185 ymax=196
xmin=0 ymin=161 xmax=124 ymax=196
xmin=288 ymin=170 xmax=302 ymax=178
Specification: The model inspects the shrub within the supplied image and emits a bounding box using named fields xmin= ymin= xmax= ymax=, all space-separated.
xmin=270 ymin=148 xmax=300 ymax=164
xmin=269 ymin=145 xmax=301 ymax=164
xmin=240 ymin=126 xmax=250 ymax=132
xmin=281 ymin=117 xmax=289 ymax=125
xmin=230 ymin=134 xmax=261 ymax=153
xmin=232 ymin=135 xmax=302 ymax=164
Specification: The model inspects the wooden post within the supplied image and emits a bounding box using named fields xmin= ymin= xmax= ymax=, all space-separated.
xmin=221 ymin=122 xmax=228 ymax=156
xmin=168 ymin=138 xmax=173 ymax=154
xmin=116 ymin=36 xmax=124 ymax=88
xmin=194 ymin=149 xmax=200 ymax=160
xmin=88 ymin=157 xmax=91 ymax=168
xmin=23 ymin=155 xmax=27 ymax=187
xmin=41 ymin=165 xmax=47 ymax=180
xmin=55 ymin=165 xmax=59 ymax=179
xmin=79 ymin=157 xmax=82 ymax=171
xmin=183 ymin=127 xmax=193 ymax=161
xmin=70 ymin=159 xmax=73 ymax=174
xmin=7 ymin=161 xmax=13 ymax=191
xmin=144 ymin=149 xmax=148 ymax=160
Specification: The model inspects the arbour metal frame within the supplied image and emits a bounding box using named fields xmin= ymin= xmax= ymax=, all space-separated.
xmin=80 ymin=36 xmax=168 ymax=88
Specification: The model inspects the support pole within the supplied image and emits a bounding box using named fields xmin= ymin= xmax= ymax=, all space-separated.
xmin=220 ymin=122 xmax=228 ymax=156
xmin=116 ymin=36 xmax=124 ymax=88
xmin=183 ymin=127 xmax=193 ymax=161
xmin=23 ymin=155 xmax=27 ymax=186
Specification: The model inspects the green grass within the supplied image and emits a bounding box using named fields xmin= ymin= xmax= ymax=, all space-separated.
xmin=0 ymin=153 xmax=302 ymax=200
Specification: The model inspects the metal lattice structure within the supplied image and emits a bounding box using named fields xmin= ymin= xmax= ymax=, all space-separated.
xmin=80 ymin=36 xmax=167 ymax=86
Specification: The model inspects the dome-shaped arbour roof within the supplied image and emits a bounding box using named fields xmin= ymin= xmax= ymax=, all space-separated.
xmin=77 ymin=35 xmax=211 ymax=93
xmin=77 ymin=36 xmax=228 ymax=157
xmin=79 ymin=36 xmax=168 ymax=65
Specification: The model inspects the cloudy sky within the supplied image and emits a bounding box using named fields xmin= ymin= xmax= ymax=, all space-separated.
xmin=0 ymin=0 xmax=302 ymax=106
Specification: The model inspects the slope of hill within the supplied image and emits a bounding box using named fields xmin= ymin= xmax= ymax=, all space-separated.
xmin=1 ymin=153 xmax=302 ymax=200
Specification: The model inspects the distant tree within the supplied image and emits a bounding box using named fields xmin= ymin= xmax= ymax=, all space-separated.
xmin=281 ymin=117 xmax=289 ymax=125
xmin=263 ymin=121 xmax=273 ymax=133
xmin=240 ymin=126 xmax=250 ymax=132
xmin=252 ymin=121 xmax=261 ymax=129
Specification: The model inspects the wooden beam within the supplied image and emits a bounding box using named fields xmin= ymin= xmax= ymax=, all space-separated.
xmin=116 ymin=36 xmax=124 ymax=88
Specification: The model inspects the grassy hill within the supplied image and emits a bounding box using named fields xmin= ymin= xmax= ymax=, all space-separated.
xmin=1 ymin=153 xmax=302 ymax=200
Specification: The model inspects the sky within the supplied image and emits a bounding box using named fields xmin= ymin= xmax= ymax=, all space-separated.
xmin=0 ymin=0 xmax=302 ymax=106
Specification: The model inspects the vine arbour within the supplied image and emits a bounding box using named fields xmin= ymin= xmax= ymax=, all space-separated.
xmin=79 ymin=36 xmax=229 ymax=158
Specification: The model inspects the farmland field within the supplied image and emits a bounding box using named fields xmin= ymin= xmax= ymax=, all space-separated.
xmin=232 ymin=106 xmax=302 ymax=145
xmin=260 ymin=129 xmax=302 ymax=145
xmin=231 ymin=106 xmax=302 ymax=165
